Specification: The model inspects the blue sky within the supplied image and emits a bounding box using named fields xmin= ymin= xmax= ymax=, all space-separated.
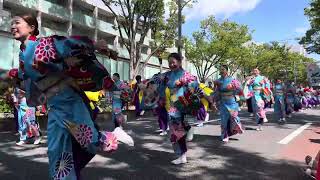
xmin=183 ymin=0 xmax=319 ymax=60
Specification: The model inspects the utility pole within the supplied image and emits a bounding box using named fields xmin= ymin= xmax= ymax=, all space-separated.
xmin=177 ymin=0 xmax=182 ymax=56
xmin=294 ymin=60 xmax=297 ymax=84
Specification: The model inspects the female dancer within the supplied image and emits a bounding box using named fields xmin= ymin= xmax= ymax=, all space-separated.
xmin=273 ymin=79 xmax=286 ymax=123
xmin=195 ymin=83 xmax=212 ymax=127
xmin=151 ymin=73 xmax=169 ymax=136
xmin=213 ymin=65 xmax=244 ymax=143
xmin=246 ymin=68 xmax=272 ymax=131
xmin=285 ymin=82 xmax=296 ymax=118
xmin=12 ymin=85 xmax=41 ymax=145
xmin=110 ymin=73 xmax=130 ymax=128
xmin=153 ymin=53 xmax=201 ymax=165
xmin=9 ymin=14 xmax=133 ymax=179
xmin=132 ymin=75 xmax=145 ymax=116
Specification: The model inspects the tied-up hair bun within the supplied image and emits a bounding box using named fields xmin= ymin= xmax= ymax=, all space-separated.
xmin=17 ymin=13 xmax=39 ymax=36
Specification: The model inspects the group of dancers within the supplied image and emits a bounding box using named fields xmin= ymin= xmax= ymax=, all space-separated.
xmin=3 ymin=13 xmax=320 ymax=179
xmin=247 ymin=80 xmax=319 ymax=122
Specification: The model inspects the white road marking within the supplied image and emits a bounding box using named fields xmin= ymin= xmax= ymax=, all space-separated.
xmin=190 ymin=119 xmax=219 ymax=126
xmin=278 ymin=122 xmax=312 ymax=145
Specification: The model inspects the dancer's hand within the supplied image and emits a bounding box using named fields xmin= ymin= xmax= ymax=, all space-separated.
xmin=94 ymin=40 xmax=110 ymax=54
xmin=175 ymin=80 xmax=182 ymax=86
xmin=94 ymin=40 xmax=107 ymax=49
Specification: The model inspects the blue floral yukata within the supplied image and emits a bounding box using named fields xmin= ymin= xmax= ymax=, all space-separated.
xmin=247 ymin=75 xmax=272 ymax=124
xmin=12 ymin=35 xmax=118 ymax=180
xmin=155 ymin=68 xmax=201 ymax=155
xmin=273 ymin=83 xmax=286 ymax=120
xmin=214 ymin=77 xmax=244 ymax=140
xmin=14 ymin=88 xmax=40 ymax=141
xmin=110 ymin=79 xmax=127 ymax=128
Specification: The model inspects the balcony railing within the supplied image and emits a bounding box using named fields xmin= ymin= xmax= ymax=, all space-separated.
xmin=141 ymin=54 xmax=159 ymax=65
xmin=40 ymin=0 xmax=70 ymax=20
xmin=41 ymin=27 xmax=68 ymax=37
xmin=73 ymin=11 xmax=95 ymax=28
xmin=116 ymin=47 xmax=169 ymax=68
xmin=97 ymin=20 xmax=119 ymax=36
xmin=117 ymin=47 xmax=130 ymax=59
xmin=5 ymin=0 xmax=39 ymax=9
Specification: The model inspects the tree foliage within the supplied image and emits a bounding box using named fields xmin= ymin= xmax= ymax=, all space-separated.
xmin=299 ymin=0 xmax=320 ymax=54
xmin=246 ymin=42 xmax=314 ymax=84
xmin=101 ymin=0 xmax=165 ymax=79
xmin=101 ymin=0 xmax=195 ymax=79
xmin=185 ymin=15 xmax=314 ymax=84
xmin=185 ymin=16 xmax=252 ymax=82
xmin=138 ymin=0 xmax=186 ymax=74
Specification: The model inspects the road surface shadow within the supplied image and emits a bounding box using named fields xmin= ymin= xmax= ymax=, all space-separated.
xmin=245 ymin=127 xmax=258 ymax=131
xmin=0 ymin=109 xmax=318 ymax=179
xmin=0 ymin=116 xmax=308 ymax=180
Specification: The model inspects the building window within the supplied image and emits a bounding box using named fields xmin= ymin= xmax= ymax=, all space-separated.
xmin=145 ymin=66 xmax=160 ymax=79
xmin=123 ymin=61 xmax=129 ymax=81
xmin=41 ymin=18 xmax=68 ymax=36
xmin=96 ymin=55 xmax=130 ymax=81
xmin=0 ymin=36 xmax=19 ymax=70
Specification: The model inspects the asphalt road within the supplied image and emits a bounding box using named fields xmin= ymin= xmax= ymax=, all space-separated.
xmin=0 ymin=108 xmax=319 ymax=180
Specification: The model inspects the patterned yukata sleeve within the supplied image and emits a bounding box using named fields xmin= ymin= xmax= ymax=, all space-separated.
xmin=53 ymin=36 xmax=95 ymax=62
xmin=264 ymin=77 xmax=273 ymax=95
xmin=247 ymin=78 xmax=254 ymax=96
xmin=260 ymin=76 xmax=273 ymax=102
xmin=178 ymin=71 xmax=198 ymax=87
xmin=212 ymin=80 xmax=222 ymax=103
xmin=231 ymin=79 xmax=245 ymax=101
xmin=53 ymin=36 xmax=109 ymax=91
xmin=175 ymin=71 xmax=205 ymax=116
xmin=32 ymin=35 xmax=108 ymax=76
xmin=150 ymin=72 xmax=168 ymax=97
xmin=179 ymin=71 xmax=204 ymax=100
xmin=31 ymin=36 xmax=66 ymax=74
xmin=119 ymin=82 xmax=132 ymax=103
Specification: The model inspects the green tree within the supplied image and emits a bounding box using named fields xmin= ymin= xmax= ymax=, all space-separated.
xmin=138 ymin=0 xmax=195 ymax=75
xmin=101 ymin=0 xmax=195 ymax=79
xmin=299 ymin=0 xmax=320 ymax=54
xmin=101 ymin=0 xmax=165 ymax=79
xmin=252 ymin=42 xmax=314 ymax=84
xmin=185 ymin=16 xmax=252 ymax=82
xmin=226 ymin=43 xmax=257 ymax=79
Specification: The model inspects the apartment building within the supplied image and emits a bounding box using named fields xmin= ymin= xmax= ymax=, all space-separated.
xmin=0 ymin=0 xmax=178 ymax=80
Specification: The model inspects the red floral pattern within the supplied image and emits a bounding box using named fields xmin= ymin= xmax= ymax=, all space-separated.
xmin=35 ymin=37 xmax=57 ymax=63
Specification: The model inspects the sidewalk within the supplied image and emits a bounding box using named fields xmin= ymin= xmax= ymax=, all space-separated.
xmin=280 ymin=125 xmax=320 ymax=163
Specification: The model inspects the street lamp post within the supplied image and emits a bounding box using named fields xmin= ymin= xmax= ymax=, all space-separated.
xmin=294 ymin=60 xmax=297 ymax=84
xmin=177 ymin=0 xmax=182 ymax=56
